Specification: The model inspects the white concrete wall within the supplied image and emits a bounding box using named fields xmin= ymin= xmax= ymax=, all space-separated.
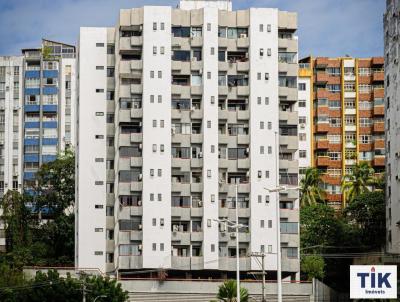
xmin=249 ymin=8 xmax=279 ymax=271
xmin=179 ymin=0 xmax=232 ymax=11
xmin=76 ymin=27 xmax=108 ymax=272
xmin=201 ymin=7 xmax=219 ymax=269
xmin=0 ymin=56 xmax=23 ymax=193
xmin=141 ymin=6 xmax=172 ymax=268
xmin=297 ymin=77 xmax=311 ymax=171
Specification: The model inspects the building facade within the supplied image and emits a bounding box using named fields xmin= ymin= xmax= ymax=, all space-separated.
xmin=385 ymin=0 xmax=400 ymax=254
xmin=0 ymin=40 xmax=76 ymax=251
xmin=22 ymin=39 xmax=76 ymax=190
xmin=76 ymin=0 xmax=300 ymax=280
xmin=299 ymin=56 xmax=385 ymax=208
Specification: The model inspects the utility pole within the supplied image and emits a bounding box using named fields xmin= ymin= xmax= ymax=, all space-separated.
xmin=82 ymin=281 xmax=86 ymax=302
xmin=250 ymin=252 xmax=266 ymax=302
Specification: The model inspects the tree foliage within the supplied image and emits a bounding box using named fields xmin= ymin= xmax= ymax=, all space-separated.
xmin=0 ymin=269 xmax=128 ymax=302
xmin=299 ymin=167 xmax=326 ymax=207
xmin=343 ymin=191 xmax=385 ymax=249
xmin=301 ymin=255 xmax=325 ymax=281
xmin=341 ymin=162 xmax=375 ymax=204
xmin=0 ymin=151 xmax=75 ymax=268
xmin=214 ymin=280 xmax=249 ymax=302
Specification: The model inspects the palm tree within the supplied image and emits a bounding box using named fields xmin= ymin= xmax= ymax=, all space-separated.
xmin=341 ymin=162 xmax=375 ymax=204
xmin=299 ymin=167 xmax=326 ymax=207
xmin=214 ymin=280 xmax=249 ymax=302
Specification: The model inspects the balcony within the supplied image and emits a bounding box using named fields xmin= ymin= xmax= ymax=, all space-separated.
xmin=326 ymin=194 xmax=342 ymax=203
xmin=372 ymin=72 xmax=384 ymax=82
xmin=316 ymin=139 xmax=329 ymax=149
xmin=315 ymin=57 xmax=329 ymax=66
xmin=315 ymin=72 xmax=329 ymax=83
xmin=372 ymin=57 xmax=384 ymax=65
xmin=171 ymin=256 xmax=190 ymax=270
xmin=373 ymin=89 xmax=384 ymax=99
xmin=171 ymin=231 xmax=190 ymax=245
xmin=316 ymin=156 xmax=330 ymax=166
xmin=373 ymin=122 xmax=384 ymax=132
xmin=130 ymin=133 xmax=143 ymax=143
xmin=373 ymin=156 xmax=385 ymax=166
xmin=315 ymin=89 xmax=329 ymax=99
xmin=316 ymin=123 xmax=330 ymax=133
xmin=119 ymin=256 xmax=143 ymax=269
xmin=373 ymin=105 xmax=384 ymax=116
xmin=374 ymin=139 xmax=385 ymax=149
xmin=219 ymin=257 xmax=251 ymax=271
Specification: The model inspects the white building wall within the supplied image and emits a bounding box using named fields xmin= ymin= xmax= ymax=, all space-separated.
xmin=201 ymin=7 xmax=219 ymax=269
xmin=179 ymin=0 xmax=232 ymax=11
xmin=59 ymin=58 xmax=76 ymax=150
xmin=297 ymin=77 xmax=311 ymax=171
xmin=76 ymin=27 xmax=108 ymax=272
xmin=141 ymin=6 xmax=172 ymax=268
xmin=385 ymin=0 xmax=400 ymax=254
xmin=249 ymin=8 xmax=279 ymax=271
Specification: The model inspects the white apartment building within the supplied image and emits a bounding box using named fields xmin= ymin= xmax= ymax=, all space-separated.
xmin=297 ymin=64 xmax=312 ymax=179
xmin=0 ymin=40 xmax=76 ymax=251
xmin=76 ymin=0 xmax=300 ymax=280
xmin=385 ymin=0 xmax=400 ymax=254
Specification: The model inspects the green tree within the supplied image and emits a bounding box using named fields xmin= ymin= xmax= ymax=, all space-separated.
xmin=299 ymin=168 xmax=326 ymax=207
xmin=341 ymin=162 xmax=375 ymax=204
xmin=300 ymin=203 xmax=341 ymax=251
xmin=215 ymin=280 xmax=249 ymax=302
xmin=1 ymin=191 xmax=33 ymax=256
xmin=343 ymin=191 xmax=385 ymax=249
xmin=0 ymin=270 xmax=128 ymax=302
xmin=301 ymin=255 xmax=325 ymax=281
xmin=34 ymin=150 xmax=75 ymax=217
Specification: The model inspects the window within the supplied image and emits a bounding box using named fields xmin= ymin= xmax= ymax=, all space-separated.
xmin=158 ymin=194 xmax=162 ymax=201
xmin=158 ymin=95 xmax=162 ymax=103
xmin=298 ymin=83 xmax=306 ymax=91
xmin=158 ymin=71 xmax=162 ymax=78
xmin=207 ymin=23 xmax=211 ymax=31
xmin=260 ymin=48 xmax=264 ymax=57
xmin=268 ymin=146 xmax=272 ymax=154
xmin=160 ymin=22 xmax=165 ymax=30
xmin=96 ymin=43 xmax=104 ymax=47
xmin=211 ymin=47 xmax=215 ymax=55
xmin=299 ymin=150 xmax=307 ymax=158
xmin=96 ymin=66 xmax=104 ymax=70
xmin=158 ymin=169 xmax=162 ymax=177
xmin=267 ymin=24 xmax=271 ymax=32
xmin=160 ymin=46 xmax=165 ymax=55
xmin=153 ymin=120 xmax=157 ymax=127
xmin=95 ymin=135 xmax=104 ymax=139
xmin=95 ymin=89 xmax=104 ymax=93
xmin=160 ymin=243 xmax=164 ymax=251
xmin=95 ymin=204 xmax=103 ymax=209
xmin=160 ymin=120 xmax=164 ymax=128
xmin=259 ymin=24 xmax=264 ymax=32
xmin=150 ymin=71 xmax=154 ymax=78
xmin=150 ymin=169 xmax=154 ymax=177
xmin=298 ymin=100 xmax=306 ymax=107
xmin=152 ymin=243 xmax=157 ymax=251
xmin=95 ymin=228 xmax=103 ymax=232
xmin=153 ymin=46 xmax=157 ymax=55
xmin=260 ymin=220 xmax=265 ymax=228
xmin=153 ymin=22 xmax=157 ymax=30
xmin=152 ymin=218 xmax=156 ymax=226
xmin=268 ymin=220 xmax=272 ymax=228
xmin=160 ymin=218 xmax=164 ymax=227
xmin=265 ymin=97 xmax=269 ymax=105
xmin=260 ymin=121 xmax=264 ymax=129
xmin=95 ymin=112 xmax=104 ymax=116
xmin=260 ymin=146 xmax=264 ymax=154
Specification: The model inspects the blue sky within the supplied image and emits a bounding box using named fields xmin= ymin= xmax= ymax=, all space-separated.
xmin=0 ymin=0 xmax=385 ymax=58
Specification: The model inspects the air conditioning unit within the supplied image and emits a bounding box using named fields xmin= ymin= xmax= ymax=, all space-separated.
xmin=396 ymin=152 xmax=400 ymax=158
xmin=198 ymin=201 xmax=203 ymax=207
xmin=300 ymin=123 xmax=306 ymax=129
xmin=138 ymin=173 xmax=143 ymax=181
xmin=139 ymin=143 xmax=142 ymax=150
xmin=246 ymin=171 xmax=250 ymax=177
xmin=199 ymin=69 xmax=203 ymax=75
xmin=138 ymin=244 xmax=143 ymax=250
xmin=198 ymin=152 xmax=203 ymax=158
xmin=137 ymin=200 xmax=142 ymax=206
xmin=246 ymin=147 xmax=250 ymax=153
xmin=239 ymin=33 xmax=247 ymax=38
xmin=230 ymin=232 xmax=236 ymax=238
xmin=138 ymin=224 xmax=142 ymax=230
xmin=173 ymin=225 xmax=179 ymax=232
xmin=171 ymin=128 xmax=176 ymax=135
